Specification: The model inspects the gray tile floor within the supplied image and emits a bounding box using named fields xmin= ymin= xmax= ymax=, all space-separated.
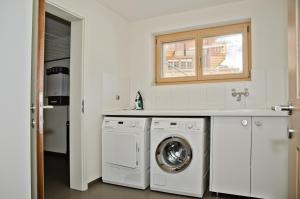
xmin=45 ymin=155 xmax=248 ymax=199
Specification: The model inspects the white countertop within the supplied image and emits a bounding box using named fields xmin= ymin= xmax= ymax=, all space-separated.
xmin=103 ymin=109 xmax=288 ymax=117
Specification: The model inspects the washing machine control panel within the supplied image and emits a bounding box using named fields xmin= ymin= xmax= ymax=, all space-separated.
xmin=103 ymin=119 xmax=143 ymax=130
xmin=169 ymin=122 xmax=185 ymax=130
xmin=152 ymin=120 xmax=201 ymax=131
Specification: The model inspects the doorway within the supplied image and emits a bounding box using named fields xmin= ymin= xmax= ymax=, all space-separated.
xmin=31 ymin=1 xmax=86 ymax=198
xmin=45 ymin=2 xmax=87 ymax=191
xmin=43 ymin=12 xmax=71 ymax=195
xmin=45 ymin=1 xmax=87 ymax=192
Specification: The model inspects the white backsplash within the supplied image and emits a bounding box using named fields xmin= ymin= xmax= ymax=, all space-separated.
xmin=128 ymin=66 xmax=287 ymax=110
xmin=102 ymin=73 xmax=131 ymax=111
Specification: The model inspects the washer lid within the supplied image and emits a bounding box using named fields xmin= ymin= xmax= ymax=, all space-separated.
xmin=156 ymin=136 xmax=192 ymax=173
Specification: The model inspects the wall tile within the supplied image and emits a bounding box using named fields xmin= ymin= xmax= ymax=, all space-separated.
xmin=203 ymin=84 xmax=226 ymax=109
xmin=266 ymin=67 xmax=288 ymax=108
xmin=102 ymin=73 xmax=130 ymax=111
xmin=245 ymin=67 xmax=267 ymax=109
xmin=225 ymin=83 xmax=247 ymax=109
xmin=188 ymin=86 xmax=206 ymax=110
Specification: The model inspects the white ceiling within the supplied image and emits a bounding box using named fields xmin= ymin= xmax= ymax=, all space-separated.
xmin=96 ymin=0 xmax=242 ymax=21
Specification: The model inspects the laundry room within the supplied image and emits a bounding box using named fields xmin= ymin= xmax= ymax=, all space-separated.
xmin=100 ymin=1 xmax=289 ymax=198
xmin=4 ymin=0 xmax=298 ymax=199
xmin=50 ymin=0 xmax=289 ymax=198
xmin=44 ymin=0 xmax=289 ymax=198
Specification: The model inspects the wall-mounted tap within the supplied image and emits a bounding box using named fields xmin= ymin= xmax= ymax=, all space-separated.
xmin=232 ymin=88 xmax=249 ymax=102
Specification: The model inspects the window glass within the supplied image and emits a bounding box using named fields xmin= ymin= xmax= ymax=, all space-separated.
xmin=161 ymin=40 xmax=196 ymax=78
xmin=155 ymin=22 xmax=251 ymax=84
xmin=202 ymin=33 xmax=243 ymax=76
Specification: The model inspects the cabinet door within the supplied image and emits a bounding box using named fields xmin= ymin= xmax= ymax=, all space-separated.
xmin=251 ymin=117 xmax=288 ymax=199
xmin=210 ymin=117 xmax=251 ymax=196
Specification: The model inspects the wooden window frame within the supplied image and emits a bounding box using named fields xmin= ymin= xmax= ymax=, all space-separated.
xmin=156 ymin=31 xmax=199 ymax=83
xmin=155 ymin=22 xmax=252 ymax=85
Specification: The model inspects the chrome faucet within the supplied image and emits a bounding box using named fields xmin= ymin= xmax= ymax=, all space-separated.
xmin=232 ymin=88 xmax=249 ymax=102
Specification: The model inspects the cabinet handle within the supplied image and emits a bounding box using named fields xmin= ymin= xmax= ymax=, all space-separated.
xmin=255 ymin=121 xmax=263 ymax=127
xmin=241 ymin=120 xmax=248 ymax=126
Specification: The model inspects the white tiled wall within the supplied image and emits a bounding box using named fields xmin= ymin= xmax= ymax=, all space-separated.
xmin=128 ymin=0 xmax=288 ymax=110
xmin=102 ymin=73 xmax=131 ymax=111
xmin=128 ymin=67 xmax=287 ymax=110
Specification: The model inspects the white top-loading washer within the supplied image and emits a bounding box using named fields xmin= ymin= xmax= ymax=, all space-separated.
xmin=150 ymin=118 xmax=209 ymax=198
xmin=102 ymin=117 xmax=151 ymax=189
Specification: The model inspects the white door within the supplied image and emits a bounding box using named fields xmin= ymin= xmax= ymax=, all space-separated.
xmin=210 ymin=116 xmax=251 ymax=196
xmin=31 ymin=0 xmax=46 ymax=198
xmin=31 ymin=1 xmax=39 ymax=198
xmin=287 ymin=0 xmax=300 ymax=198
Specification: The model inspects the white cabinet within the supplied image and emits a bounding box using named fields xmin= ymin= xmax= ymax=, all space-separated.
xmin=210 ymin=117 xmax=251 ymax=197
xmin=210 ymin=116 xmax=288 ymax=199
xmin=251 ymin=117 xmax=288 ymax=199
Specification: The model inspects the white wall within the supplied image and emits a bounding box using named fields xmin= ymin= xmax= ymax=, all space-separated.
xmin=45 ymin=0 xmax=288 ymax=190
xmin=128 ymin=0 xmax=288 ymax=110
xmin=102 ymin=73 xmax=130 ymax=111
xmin=47 ymin=0 xmax=130 ymax=184
xmin=0 ymin=1 xmax=32 ymax=199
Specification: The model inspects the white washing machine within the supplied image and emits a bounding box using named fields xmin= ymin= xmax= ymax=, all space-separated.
xmin=102 ymin=117 xmax=151 ymax=189
xmin=150 ymin=118 xmax=210 ymax=198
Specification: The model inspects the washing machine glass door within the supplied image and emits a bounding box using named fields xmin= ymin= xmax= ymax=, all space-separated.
xmin=156 ymin=136 xmax=192 ymax=173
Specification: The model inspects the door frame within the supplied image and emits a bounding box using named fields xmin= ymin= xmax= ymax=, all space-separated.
xmin=45 ymin=1 xmax=87 ymax=191
xmin=32 ymin=1 xmax=87 ymax=198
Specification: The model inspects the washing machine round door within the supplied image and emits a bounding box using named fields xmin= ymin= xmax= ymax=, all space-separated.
xmin=155 ymin=136 xmax=192 ymax=173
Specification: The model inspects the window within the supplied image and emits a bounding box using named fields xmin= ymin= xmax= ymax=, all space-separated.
xmin=155 ymin=22 xmax=251 ymax=84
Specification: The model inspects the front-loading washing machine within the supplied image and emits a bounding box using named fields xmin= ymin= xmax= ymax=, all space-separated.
xmin=150 ymin=118 xmax=209 ymax=198
xmin=102 ymin=117 xmax=151 ymax=189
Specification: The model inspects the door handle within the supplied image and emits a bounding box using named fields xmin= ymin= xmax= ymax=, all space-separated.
xmin=42 ymin=105 xmax=54 ymax=109
xmin=31 ymin=119 xmax=36 ymax=128
xmin=31 ymin=105 xmax=54 ymax=113
xmin=254 ymin=120 xmax=263 ymax=127
xmin=271 ymin=104 xmax=295 ymax=115
xmin=288 ymin=128 xmax=296 ymax=139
